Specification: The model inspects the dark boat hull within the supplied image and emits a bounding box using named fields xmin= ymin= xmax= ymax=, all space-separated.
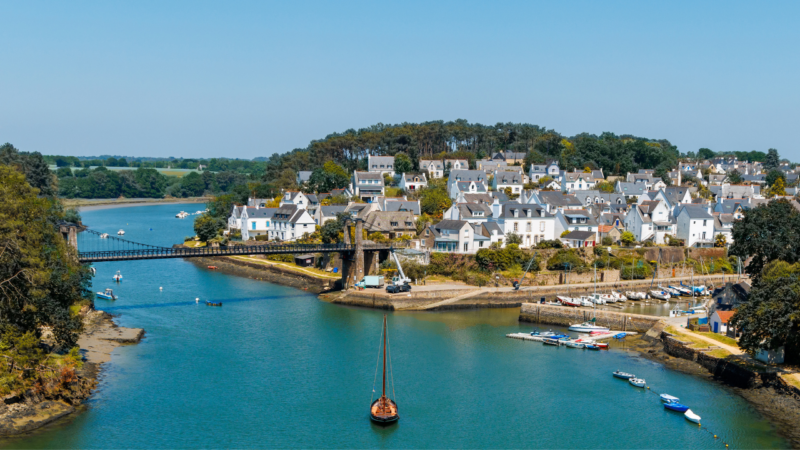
xmin=370 ymin=399 xmax=399 ymax=424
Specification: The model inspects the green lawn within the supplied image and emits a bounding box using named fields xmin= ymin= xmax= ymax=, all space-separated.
xmin=698 ymin=332 xmax=739 ymax=347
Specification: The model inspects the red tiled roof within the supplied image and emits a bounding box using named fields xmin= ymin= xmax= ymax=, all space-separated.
xmin=715 ymin=310 xmax=735 ymax=324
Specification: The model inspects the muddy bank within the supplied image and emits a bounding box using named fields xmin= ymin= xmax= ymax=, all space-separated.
xmin=68 ymin=197 xmax=210 ymax=211
xmin=0 ymin=310 xmax=144 ymax=437
xmin=188 ymin=256 xmax=339 ymax=294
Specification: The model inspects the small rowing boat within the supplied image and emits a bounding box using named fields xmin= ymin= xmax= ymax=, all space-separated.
xmin=684 ymin=409 xmax=701 ymax=424
xmin=664 ymin=402 xmax=690 ymax=413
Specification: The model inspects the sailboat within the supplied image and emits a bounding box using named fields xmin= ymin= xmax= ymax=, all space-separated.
xmin=370 ymin=314 xmax=399 ymax=424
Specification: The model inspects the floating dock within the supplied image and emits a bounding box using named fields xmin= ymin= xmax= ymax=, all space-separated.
xmin=506 ymin=330 xmax=638 ymax=342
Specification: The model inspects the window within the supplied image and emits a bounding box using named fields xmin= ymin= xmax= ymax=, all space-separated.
xmin=391 ymin=222 xmax=398 ymax=227
xmin=421 ymin=239 xmax=426 ymax=245
xmin=526 ymin=222 xmax=532 ymax=232
xmin=479 ymin=241 xmax=484 ymax=248
xmin=251 ymin=222 xmax=256 ymax=230
xmin=703 ymin=220 xmax=707 ymax=226
xmin=540 ymin=222 xmax=545 ymax=232
xmin=513 ymin=222 xmax=519 ymax=232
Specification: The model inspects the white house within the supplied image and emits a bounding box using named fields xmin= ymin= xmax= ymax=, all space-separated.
xmin=241 ymin=207 xmax=278 ymax=241
xmin=492 ymin=171 xmax=525 ymax=195
xmin=554 ymin=210 xmax=599 ymax=242
xmin=422 ymin=220 xmax=476 ymax=253
xmin=279 ymin=191 xmax=309 ymax=209
xmin=713 ymin=213 xmax=735 ymax=245
xmin=228 ymin=205 xmax=247 ymax=232
xmin=367 ymin=155 xmax=395 ymax=177
xmin=419 ymin=160 xmax=444 ymax=179
xmin=675 ymin=204 xmax=715 ymax=247
xmin=444 ymin=159 xmax=469 ymax=172
xmin=352 ymin=171 xmax=385 ymax=202
xmin=624 ymin=200 xmax=674 ymax=244
xmin=267 ymin=205 xmax=316 ymax=242
xmin=447 ymin=170 xmax=488 ymax=198
xmin=529 ymin=160 xmax=560 ymax=182
xmin=616 ymin=181 xmax=647 ymax=201
xmin=525 ymin=191 xmax=583 ymax=214
xmin=444 ymin=202 xmax=493 ymax=223
xmin=561 ymin=172 xmax=596 ymax=192
xmin=398 ymin=172 xmax=428 ymax=192
xmin=709 ymin=310 xmax=734 ymax=335
xmin=491 ymin=203 xmax=556 ymax=248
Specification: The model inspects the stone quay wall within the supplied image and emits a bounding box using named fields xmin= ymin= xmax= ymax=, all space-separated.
xmin=518 ymin=303 xmax=659 ymax=332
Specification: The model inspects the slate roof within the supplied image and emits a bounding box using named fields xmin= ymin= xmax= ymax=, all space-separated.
xmin=384 ymin=200 xmax=421 ymax=215
xmin=456 ymin=203 xmax=493 ymax=219
xmin=420 ymin=160 xmax=444 ymax=170
xmin=368 ymin=156 xmax=395 ymax=169
xmin=455 ymin=181 xmax=487 ymax=193
xmin=462 ymin=193 xmax=494 ymax=204
xmin=537 ymin=192 xmax=582 ymax=207
xmin=562 ymin=230 xmax=596 ymax=240
xmin=401 ymin=172 xmax=427 ymax=183
xmin=363 ymin=211 xmax=416 ymax=232
xmin=449 ymin=170 xmax=486 ymax=183
xmin=245 ymin=207 xmax=278 ymax=218
xmin=498 ymin=203 xmax=550 ymax=218
xmin=616 ymin=182 xmax=647 ymax=196
xmin=679 ymin=205 xmax=713 ymax=219
xmin=662 ymin=187 xmax=690 ymax=205
xmin=355 ymin=171 xmax=384 ymax=181
xmin=482 ymin=221 xmax=504 ymax=236
xmin=320 ymin=205 xmax=347 ymax=217
xmin=433 ymin=219 xmax=469 ymax=232
xmin=494 ymin=171 xmax=524 ymax=185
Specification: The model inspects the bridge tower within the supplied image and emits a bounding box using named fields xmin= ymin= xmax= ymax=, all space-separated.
xmin=59 ymin=224 xmax=80 ymax=251
xmin=340 ymin=218 xmax=365 ymax=289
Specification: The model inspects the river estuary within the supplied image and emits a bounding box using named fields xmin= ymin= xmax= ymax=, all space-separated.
xmin=1 ymin=203 xmax=787 ymax=448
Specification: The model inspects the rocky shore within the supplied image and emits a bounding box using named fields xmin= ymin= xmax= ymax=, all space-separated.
xmin=0 ymin=309 xmax=144 ymax=437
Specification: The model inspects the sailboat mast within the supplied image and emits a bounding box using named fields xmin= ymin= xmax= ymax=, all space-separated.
xmin=383 ymin=314 xmax=386 ymax=397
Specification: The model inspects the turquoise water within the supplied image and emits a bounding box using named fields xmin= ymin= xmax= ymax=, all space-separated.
xmin=1 ymin=204 xmax=787 ymax=448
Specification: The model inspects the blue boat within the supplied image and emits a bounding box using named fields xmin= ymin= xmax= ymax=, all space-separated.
xmin=613 ymin=333 xmax=627 ymax=339
xmin=585 ymin=345 xmax=600 ymax=350
xmin=664 ymin=402 xmax=690 ymax=412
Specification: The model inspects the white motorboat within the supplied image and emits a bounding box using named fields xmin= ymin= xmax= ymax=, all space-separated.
xmin=117 ymin=229 xmax=125 ymax=235
xmin=100 ymin=233 xmax=109 ymax=239
xmin=568 ymin=322 xmax=610 ymax=333
xmin=564 ymin=340 xmax=585 ymax=349
xmin=586 ymin=293 xmax=606 ymax=305
xmin=176 ymin=211 xmax=190 ymax=219
xmin=629 ymin=377 xmax=646 ymax=388
xmin=649 ymin=290 xmax=671 ymax=301
xmin=577 ymin=296 xmax=595 ymax=307
xmin=684 ymin=409 xmax=701 ymax=424
xmin=112 ymin=270 xmax=123 ymax=282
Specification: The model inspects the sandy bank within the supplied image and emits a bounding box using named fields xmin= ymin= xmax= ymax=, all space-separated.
xmin=67 ymin=197 xmax=211 ymax=211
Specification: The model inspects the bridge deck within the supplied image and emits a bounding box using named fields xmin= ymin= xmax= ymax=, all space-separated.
xmin=78 ymin=243 xmax=394 ymax=263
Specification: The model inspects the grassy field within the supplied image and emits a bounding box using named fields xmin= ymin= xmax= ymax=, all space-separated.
xmin=698 ymin=332 xmax=739 ymax=347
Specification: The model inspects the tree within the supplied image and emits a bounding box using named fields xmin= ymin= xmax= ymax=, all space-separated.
xmin=653 ymin=166 xmax=672 ymax=187
xmin=560 ymin=230 xmax=570 ymax=238
xmin=194 ymin=213 xmax=225 ymax=242
xmin=180 ymin=172 xmax=205 ymax=197
xmin=620 ymin=231 xmax=635 ymax=246
xmin=769 ymin=176 xmax=787 ymax=197
xmin=0 ymin=144 xmax=56 ymax=196
xmin=730 ymin=199 xmax=800 ymax=280
xmin=595 ymin=181 xmax=615 ymax=193
xmin=601 ymin=236 xmax=613 ymax=246
xmin=697 ymin=148 xmax=715 ymax=160
xmin=730 ymin=270 xmax=800 ymax=362
xmin=505 ymin=232 xmax=522 ymax=245
xmin=766 ymin=170 xmax=785 ymax=189
xmin=419 ymin=180 xmax=452 ymax=216
xmin=764 ymin=148 xmax=780 ymax=171
xmin=394 ymin=153 xmax=413 ymax=174
xmin=714 ymin=233 xmax=727 ymax=248
xmin=0 ymin=165 xmax=88 ymax=348
xmin=320 ymin=213 xmax=349 ymax=243
xmin=727 ymin=169 xmax=743 ymax=184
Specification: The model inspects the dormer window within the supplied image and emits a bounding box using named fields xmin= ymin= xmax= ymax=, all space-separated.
xmin=513 ymin=209 xmax=519 ymax=218
xmin=526 ymin=209 xmax=531 ymax=218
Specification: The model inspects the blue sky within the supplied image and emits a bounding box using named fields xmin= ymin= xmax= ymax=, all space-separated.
xmin=1 ymin=1 xmax=798 ymax=160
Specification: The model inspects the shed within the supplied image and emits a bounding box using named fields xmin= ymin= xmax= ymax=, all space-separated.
xmin=294 ymin=254 xmax=316 ymax=267
xmin=709 ymin=310 xmax=734 ymax=335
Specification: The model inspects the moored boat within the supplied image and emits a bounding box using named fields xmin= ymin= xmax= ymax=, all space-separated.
xmin=664 ymin=402 xmax=690 ymax=412
xmin=96 ymin=288 xmax=116 ymax=300
xmin=613 ymin=332 xmax=627 ymax=339
xmin=660 ymin=394 xmax=679 ymax=403
xmin=660 ymin=285 xmax=681 ymax=296
xmin=100 ymin=233 xmax=109 ymax=239
xmin=557 ymin=296 xmax=581 ymax=307
xmin=543 ymin=338 xmax=561 ymax=346
xmin=613 ymin=371 xmax=634 ymax=379
xmin=117 ymin=229 xmax=125 ymax=235
xmin=370 ymin=314 xmax=399 ymax=424
xmin=669 ymin=285 xmax=693 ymax=296
xmin=609 ymin=291 xmax=627 ymax=302
xmin=649 ymin=289 xmax=671 ymax=301
xmin=113 ymin=270 xmax=123 ymax=282
xmin=684 ymin=409 xmax=701 ymax=424
xmin=585 ymin=344 xmax=600 ymax=350
xmin=625 ymin=291 xmax=647 ymax=300
xmin=568 ymin=322 xmax=610 ymax=333
xmin=564 ymin=340 xmax=585 ymax=349
xmin=629 ymin=377 xmax=646 ymax=387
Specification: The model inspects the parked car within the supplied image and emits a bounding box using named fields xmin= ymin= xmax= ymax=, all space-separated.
xmin=386 ymin=284 xmax=411 ymax=293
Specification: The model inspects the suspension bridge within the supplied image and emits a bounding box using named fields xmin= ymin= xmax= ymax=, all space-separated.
xmin=63 ymin=218 xmax=392 ymax=289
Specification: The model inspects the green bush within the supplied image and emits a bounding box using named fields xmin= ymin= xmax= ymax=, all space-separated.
xmin=254 ymin=234 xmax=269 ymax=241
xmin=620 ymin=262 xmax=653 ymax=279
xmin=475 ymin=247 xmax=538 ymax=272
xmin=266 ymin=254 xmax=293 ymax=262
xmin=546 ymin=250 xmax=585 ymax=271
xmin=601 ymin=236 xmax=613 ymax=246
xmin=536 ymin=240 xmax=564 ymax=249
